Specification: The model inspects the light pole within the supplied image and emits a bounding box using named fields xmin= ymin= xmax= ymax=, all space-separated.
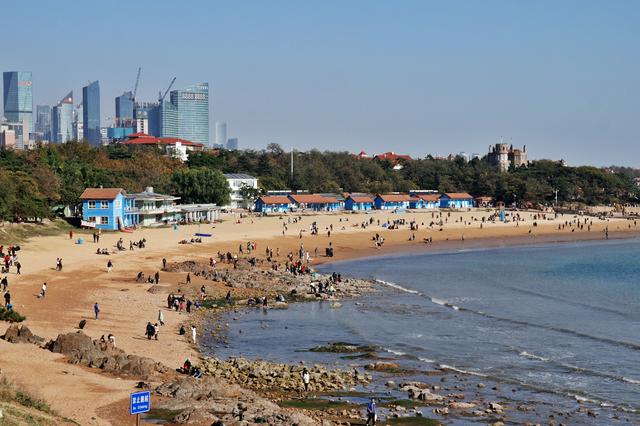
xmin=554 ymin=188 xmax=559 ymax=206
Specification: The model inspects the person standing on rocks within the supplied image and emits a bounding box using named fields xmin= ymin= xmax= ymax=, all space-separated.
xmin=302 ymin=368 xmax=310 ymax=392
xmin=366 ymin=398 xmax=377 ymax=425
xmin=191 ymin=325 xmax=197 ymax=344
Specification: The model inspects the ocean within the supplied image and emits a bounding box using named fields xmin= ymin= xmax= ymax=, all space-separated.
xmin=203 ymin=239 xmax=640 ymax=423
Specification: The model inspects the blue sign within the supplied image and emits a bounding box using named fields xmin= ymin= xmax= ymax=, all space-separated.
xmin=130 ymin=391 xmax=151 ymax=415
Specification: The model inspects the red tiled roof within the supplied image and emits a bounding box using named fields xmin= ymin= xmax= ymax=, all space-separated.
xmin=257 ymin=196 xmax=291 ymax=204
xmin=121 ymin=133 xmax=204 ymax=147
xmin=289 ymin=194 xmax=337 ymax=204
xmin=80 ymin=188 xmax=126 ymax=200
xmin=347 ymin=195 xmax=374 ymax=203
xmin=413 ymin=194 xmax=440 ymax=202
xmin=376 ymin=194 xmax=412 ymax=202
xmin=373 ymin=152 xmax=413 ymax=163
xmin=442 ymin=192 xmax=474 ymax=199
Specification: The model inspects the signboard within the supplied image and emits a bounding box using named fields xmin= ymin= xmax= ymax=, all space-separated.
xmin=130 ymin=390 xmax=151 ymax=415
xmin=80 ymin=220 xmax=96 ymax=228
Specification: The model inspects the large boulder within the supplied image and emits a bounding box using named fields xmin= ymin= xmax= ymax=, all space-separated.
xmin=2 ymin=325 xmax=44 ymax=345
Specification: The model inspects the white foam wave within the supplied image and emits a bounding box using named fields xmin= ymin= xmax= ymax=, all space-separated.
xmin=623 ymin=377 xmax=640 ymax=385
xmin=375 ymin=279 xmax=420 ymax=294
xmin=439 ymin=364 xmax=488 ymax=378
xmin=431 ymin=298 xmax=460 ymax=310
xmin=385 ymin=348 xmax=406 ymax=356
xmin=418 ymin=356 xmax=436 ymax=364
xmin=519 ymin=351 xmax=550 ymax=362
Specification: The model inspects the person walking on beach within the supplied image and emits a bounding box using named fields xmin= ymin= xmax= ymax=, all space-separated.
xmin=1 ymin=276 xmax=7 ymax=292
xmin=162 ymin=258 xmax=167 ymax=270
xmin=94 ymin=302 xmax=100 ymax=320
xmin=15 ymin=261 xmax=21 ymax=275
xmin=186 ymin=273 xmax=191 ymax=284
xmin=158 ymin=309 xmax=164 ymax=326
xmin=69 ymin=230 xmax=73 ymax=240
xmin=365 ymin=398 xmax=377 ymax=425
xmin=107 ymin=260 xmax=113 ymax=273
xmin=145 ymin=322 xmax=155 ymax=340
xmin=153 ymin=323 xmax=159 ymax=340
xmin=40 ymin=282 xmax=47 ymax=298
xmin=4 ymin=291 xmax=10 ymax=307
xmin=154 ymin=271 xmax=160 ymax=285
xmin=191 ymin=325 xmax=197 ymax=344
xmin=302 ymin=368 xmax=310 ymax=392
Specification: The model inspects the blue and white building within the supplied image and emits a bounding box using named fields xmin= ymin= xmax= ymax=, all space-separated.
xmin=439 ymin=193 xmax=475 ymax=208
xmin=255 ymin=196 xmax=291 ymax=213
xmin=344 ymin=195 xmax=374 ymax=211
xmin=374 ymin=194 xmax=412 ymax=210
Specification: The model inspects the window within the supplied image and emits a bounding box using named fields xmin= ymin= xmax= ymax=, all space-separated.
xmin=87 ymin=216 xmax=96 ymax=223
xmin=100 ymin=217 xmax=109 ymax=225
xmin=100 ymin=201 xmax=109 ymax=209
xmin=88 ymin=201 xmax=96 ymax=209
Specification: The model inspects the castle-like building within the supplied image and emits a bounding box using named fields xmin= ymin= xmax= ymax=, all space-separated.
xmin=487 ymin=143 xmax=527 ymax=172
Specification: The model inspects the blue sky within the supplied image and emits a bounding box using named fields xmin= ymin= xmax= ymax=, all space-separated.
xmin=1 ymin=0 xmax=638 ymax=166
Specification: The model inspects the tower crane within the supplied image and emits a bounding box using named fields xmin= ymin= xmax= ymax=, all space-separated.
xmin=132 ymin=67 xmax=142 ymax=101
xmin=158 ymin=77 xmax=176 ymax=103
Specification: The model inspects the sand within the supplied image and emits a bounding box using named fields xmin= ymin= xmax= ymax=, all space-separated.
xmin=0 ymin=208 xmax=637 ymax=424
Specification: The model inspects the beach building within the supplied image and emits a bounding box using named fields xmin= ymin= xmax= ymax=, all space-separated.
xmin=254 ymin=196 xmax=291 ymax=213
xmin=288 ymin=194 xmax=342 ymax=211
xmin=409 ymin=194 xmax=440 ymax=209
xmin=344 ymin=195 xmax=375 ymax=211
xmin=120 ymin=133 xmax=205 ymax=161
xmin=80 ymin=187 xmax=219 ymax=230
xmin=475 ymin=196 xmax=494 ymax=208
xmin=439 ymin=193 xmax=475 ymax=208
xmin=224 ymin=173 xmax=259 ymax=209
xmin=374 ymin=194 xmax=412 ymax=210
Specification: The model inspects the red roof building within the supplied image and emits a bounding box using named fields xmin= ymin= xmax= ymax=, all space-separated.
xmin=373 ymin=152 xmax=413 ymax=164
xmin=121 ymin=133 xmax=204 ymax=148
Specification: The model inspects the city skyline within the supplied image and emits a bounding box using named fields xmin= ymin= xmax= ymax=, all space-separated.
xmin=0 ymin=1 xmax=638 ymax=165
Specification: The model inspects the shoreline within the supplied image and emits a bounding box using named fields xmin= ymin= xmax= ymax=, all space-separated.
xmin=0 ymin=209 xmax=639 ymax=424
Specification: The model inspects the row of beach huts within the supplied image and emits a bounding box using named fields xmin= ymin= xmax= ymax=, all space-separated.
xmin=254 ymin=192 xmax=486 ymax=213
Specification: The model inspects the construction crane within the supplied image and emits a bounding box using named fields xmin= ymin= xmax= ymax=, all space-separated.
xmin=158 ymin=77 xmax=176 ymax=103
xmin=132 ymin=67 xmax=142 ymax=101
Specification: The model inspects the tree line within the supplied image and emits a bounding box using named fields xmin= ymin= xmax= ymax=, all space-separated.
xmin=0 ymin=141 xmax=637 ymax=221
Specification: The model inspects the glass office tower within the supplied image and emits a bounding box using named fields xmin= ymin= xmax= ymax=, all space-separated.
xmin=171 ymin=82 xmax=209 ymax=146
xmin=3 ymin=71 xmax=33 ymax=136
xmin=115 ymin=91 xmax=134 ymax=127
xmin=51 ymin=92 xmax=73 ymax=143
xmin=35 ymin=105 xmax=51 ymax=140
xmin=82 ymin=80 xmax=101 ymax=145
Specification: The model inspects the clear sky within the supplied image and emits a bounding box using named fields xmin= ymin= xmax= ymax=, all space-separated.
xmin=1 ymin=0 xmax=638 ymax=166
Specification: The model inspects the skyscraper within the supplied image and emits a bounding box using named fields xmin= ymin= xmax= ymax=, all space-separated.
xmin=215 ymin=122 xmax=227 ymax=147
xmin=73 ymin=104 xmax=83 ymax=141
xmin=82 ymin=80 xmax=101 ymax=145
xmin=3 ymin=71 xmax=33 ymax=144
xmin=171 ymin=82 xmax=209 ymax=146
xmin=115 ymin=92 xmax=134 ymax=127
xmin=51 ymin=92 xmax=73 ymax=143
xmin=226 ymin=137 xmax=238 ymax=151
xmin=35 ymin=105 xmax=51 ymax=141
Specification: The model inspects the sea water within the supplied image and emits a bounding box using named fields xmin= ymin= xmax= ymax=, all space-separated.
xmin=204 ymin=239 xmax=640 ymax=420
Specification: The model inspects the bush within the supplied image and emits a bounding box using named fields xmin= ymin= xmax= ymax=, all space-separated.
xmin=0 ymin=307 xmax=26 ymax=322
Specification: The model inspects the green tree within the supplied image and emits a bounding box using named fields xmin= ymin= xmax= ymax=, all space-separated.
xmin=170 ymin=168 xmax=231 ymax=205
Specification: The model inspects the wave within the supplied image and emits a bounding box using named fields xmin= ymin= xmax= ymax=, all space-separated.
xmin=375 ymin=279 xmax=421 ymax=295
xmin=384 ymin=348 xmax=406 ymax=356
xmin=519 ymin=350 xmax=550 ymax=362
xmin=438 ymin=363 xmax=488 ymax=378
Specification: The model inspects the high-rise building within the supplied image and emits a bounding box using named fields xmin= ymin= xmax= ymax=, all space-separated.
xmin=51 ymin=92 xmax=73 ymax=143
xmin=215 ymin=122 xmax=227 ymax=147
xmin=133 ymin=102 xmax=155 ymax=134
xmin=3 ymin=71 xmax=33 ymax=143
xmin=226 ymin=137 xmax=238 ymax=151
xmin=35 ymin=105 xmax=51 ymax=141
xmin=73 ymin=104 xmax=83 ymax=141
xmin=171 ymin=82 xmax=209 ymax=146
xmin=115 ymin=91 xmax=134 ymax=127
xmin=82 ymin=80 xmax=101 ymax=145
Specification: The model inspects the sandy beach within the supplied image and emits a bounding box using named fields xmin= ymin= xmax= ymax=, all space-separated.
xmin=0 ymin=208 xmax=638 ymax=424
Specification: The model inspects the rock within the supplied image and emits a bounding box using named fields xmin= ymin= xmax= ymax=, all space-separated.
xmin=2 ymin=325 xmax=44 ymax=345
xmin=449 ymin=402 xmax=476 ymax=410
xmin=385 ymin=380 xmax=396 ymax=388
xmin=488 ymin=402 xmax=504 ymax=412
xmin=477 ymin=383 xmax=486 ymax=388
xmin=433 ymin=407 xmax=449 ymax=415
xmin=365 ymin=361 xmax=400 ymax=372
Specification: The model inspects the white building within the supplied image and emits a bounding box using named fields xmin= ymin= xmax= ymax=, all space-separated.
xmin=224 ymin=173 xmax=258 ymax=209
xmin=215 ymin=122 xmax=227 ymax=148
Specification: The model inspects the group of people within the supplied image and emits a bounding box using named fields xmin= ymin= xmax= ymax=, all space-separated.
xmin=2 ymin=246 xmax=21 ymax=275
xmin=177 ymin=358 xmax=203 ymax=378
